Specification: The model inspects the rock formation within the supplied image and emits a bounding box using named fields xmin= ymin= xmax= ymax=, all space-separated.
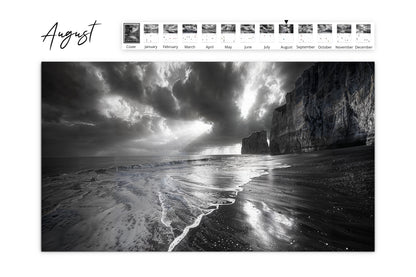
xmin=270 ymin=62 xmax=375 ymax=155
xmin=241 ymin=131 xmax=270 ymax=154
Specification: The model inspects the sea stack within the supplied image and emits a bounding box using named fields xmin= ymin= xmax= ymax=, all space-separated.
xmin=269 ymin=62 xmax=375 ymax=155
xmin=241 ymin=130 xmax=270 ymax=154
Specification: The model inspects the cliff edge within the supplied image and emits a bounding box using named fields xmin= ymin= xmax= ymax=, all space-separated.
xmin=270 ymin=62 xmax=375 ymax=155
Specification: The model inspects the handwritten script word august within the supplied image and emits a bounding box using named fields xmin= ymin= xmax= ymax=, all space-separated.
xmin=41 ymin=20 xmax=101 ymax=50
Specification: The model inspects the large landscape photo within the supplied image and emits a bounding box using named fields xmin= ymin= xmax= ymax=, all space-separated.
xmin=42 ymin=62 xmax=374 ymax=251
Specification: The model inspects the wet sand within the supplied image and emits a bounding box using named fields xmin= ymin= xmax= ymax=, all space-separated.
xmin=174 ymin=145 xmax=374 ymax=251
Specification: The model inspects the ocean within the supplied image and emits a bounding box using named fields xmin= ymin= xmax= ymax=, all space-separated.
xmin=42 ymin=154 xmax=290 ymax=251
xmin=42 ymin=146 xmax=374 ymax=251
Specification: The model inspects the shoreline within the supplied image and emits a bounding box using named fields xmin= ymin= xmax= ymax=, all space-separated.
xmin=173 ymin=145 xmax=374 ymax=251
xmin=166 ymin=170 xmax=272 ymax=251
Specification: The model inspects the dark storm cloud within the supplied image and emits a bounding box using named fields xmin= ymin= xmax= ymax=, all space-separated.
xmin=93 ymin=62 xmax=145 ymax=101
xmin=146 ymin=86 xmax=179 ymax=118
xmin=172 ymin=62 xmax=245 ymax=121
xmin=94 ymin=62 xmax=189 ymax=119
xmin=42 ymin=62 xmax=103 ymax=123
xmin=42 ymin=62 xmax=160 ymax=156
xmin=42 ymin=62 xmax=313 ymax=156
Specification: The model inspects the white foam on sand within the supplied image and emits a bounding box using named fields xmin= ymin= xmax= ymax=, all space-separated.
xmin=158 ymin=192 xmax=171 ymax=228
xmin=168 ymin=208 xmax=216 ymax=252
xmin=166 ymin=169 xmax=273 ymax=251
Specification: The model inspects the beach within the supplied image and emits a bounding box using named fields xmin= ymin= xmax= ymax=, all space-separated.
xmin=175 ymin=145 xmax=374 ymax=251
xmin=42 ymin=145 xmax=374 ymax=251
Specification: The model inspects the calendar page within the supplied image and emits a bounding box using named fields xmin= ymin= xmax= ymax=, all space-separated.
xmin=202 ymin=24 xmax=217 ymax=43
xmin=143 ymin=24 xmax=159 ymax=44
xmin=259 ymin=24 xmax=275 ymax=43
xmin=279 ymin=24 xmax=294 ymax=43
xmin=298 ymin=24 xmax=314 ymax=44
xmin=240 ymin=24 xmax=256 ymax=43
xmin=356 ymin=23 xmax=372 ymax=44
xmin=182 ymin=24 xmax=198 ymax=44
xmin=317 ymin=24 xmax=333 ymax=44
xmin=4 ymin=0 xmax=414 ymax=276
xmin=163 ymin=24 xmax=178 ymax=44
xmin=220 ymin=24 xmax=236 ymax=44
xmin=337 ymin=24 xmax=352 ymax=44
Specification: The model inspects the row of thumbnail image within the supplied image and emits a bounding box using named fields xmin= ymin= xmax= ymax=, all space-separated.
xmin=123 ymin=23 xmax=371 ymax=43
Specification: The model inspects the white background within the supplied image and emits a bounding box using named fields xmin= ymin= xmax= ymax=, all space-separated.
xmin=1 ymin=0 xmax=415 ymax=276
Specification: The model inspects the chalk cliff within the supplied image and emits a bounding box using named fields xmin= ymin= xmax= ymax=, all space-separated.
xmin=269 ymin=62 xmax=375 ymax=155
xmin=241 ymin=131 xmax=270 ymax=154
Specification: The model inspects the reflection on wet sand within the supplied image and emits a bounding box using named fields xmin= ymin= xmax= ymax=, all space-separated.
xmin=175 ymin=145 xmax=374 ymax=251
xmin=243 ymin=200 xmax=294 ymax=248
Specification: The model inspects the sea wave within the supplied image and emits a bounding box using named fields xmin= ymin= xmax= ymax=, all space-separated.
xmin=73 ymin=157 xmax=217 ymax=176
xmin=42 ymin=155 xmax=290 ymax=251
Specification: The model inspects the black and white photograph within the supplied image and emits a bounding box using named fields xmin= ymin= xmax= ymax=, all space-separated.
xmin=318 ymin=24 xmax=332 ymax=33
xmin=123 ymin=23 xmax=140 ymax=43
xmin=240 ymin=24 xmax=255 ymax=34
xmin=357 ymin=24 xmax=371 ymax=34
xmin=279 ymin=24 xmax=294 ymax=34
xmin=144 ymin=24 xmax=159 ymax=34
xmin=337 ymin=24 xmax=352 ymax=33
xmin=221 ymin=24 xmax=236 ymax=33
xmin=42 ymin=62 xmax=375 ymax=251
xmin=202 ymin=24 xmax=216 ymax=33
xmin=163 ymin=24 xmax=178 ymax=34
xmin=260 ymin=24 xmax=274 ymax=33
xmin=298 ymin=24 xmax=313 ymax=34
xmin=182 ymin=24 xmax=197 ymax=34
xmin=5 ymin=0 xmax=416 ymax=275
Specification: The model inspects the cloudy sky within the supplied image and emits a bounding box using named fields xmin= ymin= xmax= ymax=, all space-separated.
xmin=42 ymin=62 xmax=312 ymax=157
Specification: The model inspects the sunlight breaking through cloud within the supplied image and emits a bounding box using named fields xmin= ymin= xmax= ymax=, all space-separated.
xmin=199 ymin=143 xmax=242 ymax=155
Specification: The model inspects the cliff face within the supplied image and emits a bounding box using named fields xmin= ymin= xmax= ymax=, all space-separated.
xmin=270 ymin=62 xmax=375 ymax=155
xmin=241 ymin=131 xmax=270 ymax=154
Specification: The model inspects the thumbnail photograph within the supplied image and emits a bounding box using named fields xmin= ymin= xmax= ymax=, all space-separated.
xmin=144 ymin=24 xmax=159 ymax=34
xmin=221 ymin=24 xmax=236 ymax=33
xmin=202 ymin=24 xmax=216 ymax=34
xmin=298 ymin=24 xmax=313 ymax=34
xmin=123 ymin=23 xmax=140 ymax=43
xmin=356 ymin=24 xmax=371 ymax=34
xmin=163 ymin=24 xmax=178 ymax=34
xmin=337 ymin=24 xmax=352 ymax=34
xmin=182 ymin=24 xmax=197 ymax=34
xmin=318 ymin=24 xmax=332 ymax=33
xmin=241 ymin=24 xmax=255 ymax=34
xmin=260 ymin=24 xmax=274 ymax=33
xmin=279 ymin=24 xmax=294 ymax=34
